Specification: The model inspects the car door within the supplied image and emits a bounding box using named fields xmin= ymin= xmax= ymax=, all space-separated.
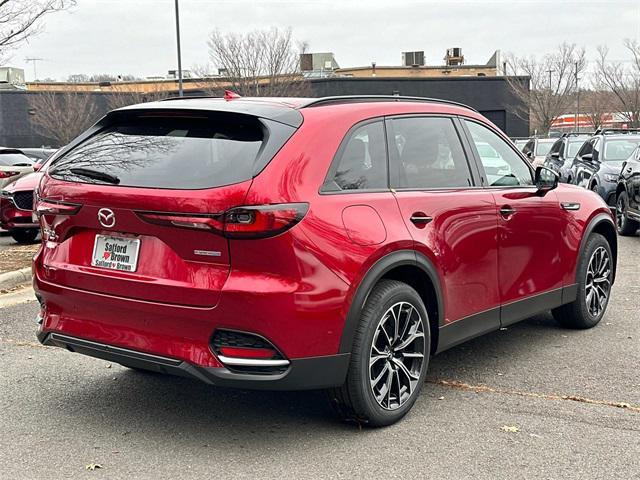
xmin=574 ymin=138 xmax=599 ymax=187
xmin=461 ymin=119 xmax=566 ymax=327
xmin=624 ymin=146 xmax=640 ymax=215
xmin=387 ymin=115 xmax=501 ymax=344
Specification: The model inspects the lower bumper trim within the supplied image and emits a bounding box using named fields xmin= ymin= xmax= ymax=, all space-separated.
xmin=38 ymin=332 xmax=350 ymax=391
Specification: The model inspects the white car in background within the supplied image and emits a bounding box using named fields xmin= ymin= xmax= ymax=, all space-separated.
xmin=0 ymin=149 xmax=37 ymax=189
xmin=522 ymin=138 xmax=556 ymax=169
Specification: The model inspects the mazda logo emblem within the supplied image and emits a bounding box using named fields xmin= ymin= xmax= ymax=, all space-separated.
xmin=98 ymin=208 xmax=116 ymax=228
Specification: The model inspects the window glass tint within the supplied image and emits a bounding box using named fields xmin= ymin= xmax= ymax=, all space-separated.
xmin=567 ymin=140 xmax=585 ymax=158
xmin=0 ymin=153 xmax=33 ymax=166
xmin=50 ymin=114 xmax=269 ymax=189
xmin=331 ymin=121 xmax=387 ymax=190
xmin=465 ymin=120 xmax=533 ymax=186
xmin=535 ymin=140 xmax=554 ymax=156
xmin=549 ymin=140 xmax=562 ymax=155
xmin=389 ymin=117 xmax=472 ymax=189
xmin=523 ymin=140 xmax=534 ymax=155
xmin=578 ymin=140 xmax=593 ymax=157
xmin=603 ymin=138 xmax=640 ymax=162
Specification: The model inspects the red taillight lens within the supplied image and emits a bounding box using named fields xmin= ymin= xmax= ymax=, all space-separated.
xmin=35 ymin=199 xmax=82 ymax=216
xmin=0 ymin=171 xmax=20 ymax=179
xmin=223 ymin=203 xmax=308 ymax=239
xmin=219 ymin=347 xmax=278 ymax=359
xmin=137 ymin=203 xmax=308 ymax=239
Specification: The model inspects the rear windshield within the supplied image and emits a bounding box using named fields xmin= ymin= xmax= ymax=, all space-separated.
xmin=0 ymin=153 xmax=33 ymax=167
xmin=50 ymin=113 xmax=275 ymax=189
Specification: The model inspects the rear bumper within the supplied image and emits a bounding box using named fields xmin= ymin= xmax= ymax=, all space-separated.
xmin=37 ymin=331 xmax=350 ymax=390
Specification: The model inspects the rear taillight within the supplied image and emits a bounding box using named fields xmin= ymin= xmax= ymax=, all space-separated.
xmin=0 ymin=171 xmax=20 ymax=179
xmin=35 ymin=198 xmax=82 ymax=216
xmin=136 ymin=203 xmax=308 ymax=239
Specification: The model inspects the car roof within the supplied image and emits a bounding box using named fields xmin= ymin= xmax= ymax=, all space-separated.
xmin=116 ymin=95 xmax=479 ymax=128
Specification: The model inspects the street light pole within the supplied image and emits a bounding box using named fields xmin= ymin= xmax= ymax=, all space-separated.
xmin=174 ymin=0 xmax=184 ymax=97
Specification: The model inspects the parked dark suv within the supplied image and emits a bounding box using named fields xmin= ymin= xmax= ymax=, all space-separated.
xmin=543 ymin=133 xmax=591 ymax=183
xmin=34 ymin=95 xmax=617 ymax=426
xmin=616 ymin=144 xmax=640 ymax=235
xmin=569 ymin=129 xmax=640 ymax=207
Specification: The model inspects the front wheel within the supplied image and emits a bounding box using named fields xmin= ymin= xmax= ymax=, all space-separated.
xmin=616 ymin=191 xmax=639 ymax=236
xmin=328 ymin=280 xmax=430 ymax=427
xmin=552 ymin=233 xmax=613 ymax=329
xmin=10 ymin=228 xmax=38 ymax=244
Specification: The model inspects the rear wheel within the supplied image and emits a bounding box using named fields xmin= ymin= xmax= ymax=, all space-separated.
xmin=10 ymin=229 xmax=38 ymax=244
xmin=328 ymin=280 xmax=430 ymax=427
xmin=552 ymin=233 xmax=612 ymax=329
xmin=616 ymin=191 xmax=639 ymax=236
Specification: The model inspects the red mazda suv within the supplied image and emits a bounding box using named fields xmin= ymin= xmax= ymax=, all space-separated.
xmin=34 ymin=95 xmax=617 ymax=426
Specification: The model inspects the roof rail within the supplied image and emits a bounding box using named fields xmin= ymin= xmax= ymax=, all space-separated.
xmin=561 ymin=131 xmax=594 ymax=138
xmin=299 ymin=95 xmax=478 ymax=113
xmin=160 ymin=95 xmax=220 ymax=102
xmin=594 ymin=128 xmax=640 ymax=135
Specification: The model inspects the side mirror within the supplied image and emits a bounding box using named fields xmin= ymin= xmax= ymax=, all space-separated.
xmin=551 ymin=152 xmax=560 ymax=159
xmin=526 ymin=151 xmax=533 ymax=159
xmin=33 ymin=163 xmax=43 ymax=172
xmin=581 ymin=153 xmax=593 ymax=162
xmin=535 ymin=166 xmax=558 ymax=193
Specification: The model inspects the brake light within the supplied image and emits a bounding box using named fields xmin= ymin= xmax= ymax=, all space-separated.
xmin=35 ymin=199 xmax=82 ymax=216
xmin=0 ymin=171 xmax=20 ymax=179
xmin=137 ymin=203 xmax=308 ymax=239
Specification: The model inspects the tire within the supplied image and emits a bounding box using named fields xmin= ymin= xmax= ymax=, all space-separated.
xmin=616 ymin=191 xmax=639 ymax=236
xmin=328 ymin=280 xmax=431 ymax=427
xmin=10 ymin=228 xmax=38 ymax=244
xmin=552 ymin=233 xmax=613 ymax=329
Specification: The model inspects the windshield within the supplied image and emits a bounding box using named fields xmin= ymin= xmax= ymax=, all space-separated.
xmin=0 ymin=153 xmax=33 ymax=167
xmin=535 ymin=141 xmax=554 ymax=156
xmin=51 ymin=114 xmax=268 ymax=189
xmin=567 ymin=140 xmax=587 ymax=158
xmin=603 ymin=138 xmax=640 ymax=162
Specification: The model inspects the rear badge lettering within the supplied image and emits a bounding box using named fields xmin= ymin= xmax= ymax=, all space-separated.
xmin=194 ymin=250 xmax=222 ymax=257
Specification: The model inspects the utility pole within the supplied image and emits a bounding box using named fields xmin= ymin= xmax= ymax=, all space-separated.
xmin=174 ymin=0 xmax=183 ymax=97
xmin=25 ymin=57 xmax=44 ymax=81
xmin=574 ymin=62 xmax=580 ymax=133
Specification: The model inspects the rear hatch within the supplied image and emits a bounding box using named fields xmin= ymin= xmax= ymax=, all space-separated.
xmin=37 ymin=106 xmax=298 ymax=307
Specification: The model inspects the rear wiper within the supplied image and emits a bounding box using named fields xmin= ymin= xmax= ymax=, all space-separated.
xmin=68 ymin=167 xmax=120 ymax=184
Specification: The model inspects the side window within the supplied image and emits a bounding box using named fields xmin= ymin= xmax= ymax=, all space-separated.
xmin=464 ymin=120 xmax=533 ymax=187
xmin=388 ymin=116 xmax=473 ymax=189
xmin=592 ymin=138 xmax=601 ymax=161
xmin=523 ymin=140 xmax=534 ymax=155
xmin=329 ymin=121 xmax=387 ymax=191
xmin=549 ymin=140 xmax=562 ymax=156
xmin=578 ymin=140 xmax=593 ymax=157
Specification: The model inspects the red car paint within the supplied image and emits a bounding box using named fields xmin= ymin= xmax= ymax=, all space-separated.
xmin=0 ymin=171 xmax=42 ymax=230
xmin=33 ymin=97 xmax=615 ymax=388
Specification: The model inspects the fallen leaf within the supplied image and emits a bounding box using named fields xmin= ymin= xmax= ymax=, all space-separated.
xmin=500 ymin=425 xmax=519 ymax=433
xmin=85 ymin=463 xmax=103 ymax=471
xmin=106 ymin=364 xmax=112 ymax=369
xmin=438 ymin=396 xmax=445 ymax=400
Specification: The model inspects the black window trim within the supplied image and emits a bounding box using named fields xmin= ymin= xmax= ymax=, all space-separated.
xmin=458 ymin=116 xmax=537 ymax=190
xmin=319 ymin=116 xmax=391 ymax=195
xmin=384 ymin=113 xmax=482 ymax=192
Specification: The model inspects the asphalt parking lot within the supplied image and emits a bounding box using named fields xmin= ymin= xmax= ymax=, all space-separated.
xmin=0 ymin=236 xmax=638 ymax=479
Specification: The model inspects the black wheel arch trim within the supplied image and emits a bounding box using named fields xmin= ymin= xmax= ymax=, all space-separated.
xmin=579 ymin=213 xmax=617 ymax=284
xmin=338 ymin=249 xmax=444 ymax=354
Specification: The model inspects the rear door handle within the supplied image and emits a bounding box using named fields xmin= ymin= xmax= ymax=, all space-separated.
xmin=499 ymin=206 xmax=516 ymax=218
xmin=410 ymin=214 xmax=433 ymax=226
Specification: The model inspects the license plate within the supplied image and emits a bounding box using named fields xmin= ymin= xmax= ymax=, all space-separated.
xmin=91 ymin=235 xmax=140 ymax=272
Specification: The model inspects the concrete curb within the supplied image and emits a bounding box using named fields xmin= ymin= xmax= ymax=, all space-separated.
xmin=0 ymin=267 xmax=32 ymax=291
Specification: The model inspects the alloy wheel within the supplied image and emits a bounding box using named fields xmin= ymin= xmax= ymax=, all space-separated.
xmin=585 ymin=246 xmax=611 ymax=318
xmin=369 ymin=302 xmax=426 ymax=410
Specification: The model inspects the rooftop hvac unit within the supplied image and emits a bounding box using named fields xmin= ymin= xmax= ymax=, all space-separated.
xmin=445 ymin=48 xmax=464 ymax=66
xmin=402 ymin=51 xmax=425 ymax=67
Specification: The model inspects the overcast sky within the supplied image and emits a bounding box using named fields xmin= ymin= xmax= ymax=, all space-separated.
xmin=10 ymin=0 xmax=640 ymax=81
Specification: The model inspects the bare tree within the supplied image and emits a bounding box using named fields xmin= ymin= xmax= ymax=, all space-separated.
xmin=505 ymin=43 xmax=586 ymax=134
xmin=0 ymin=1 xmax=75 ymax=61
xmin=580 ymin=84 xmax=614 ymax=130
xmin=106 ymin=83 xmax=170 ymax=110
xmin=204 ymin=27 xmax=311 ymax=97
xmin=29 ymin=91 xmax=99 ymax=146
xmin=596 ymin=40 xmax=640 ymax=128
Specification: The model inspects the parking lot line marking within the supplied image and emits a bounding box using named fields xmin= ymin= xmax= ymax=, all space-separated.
xmin=429 ymin=379 xmax=640 ymax=413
